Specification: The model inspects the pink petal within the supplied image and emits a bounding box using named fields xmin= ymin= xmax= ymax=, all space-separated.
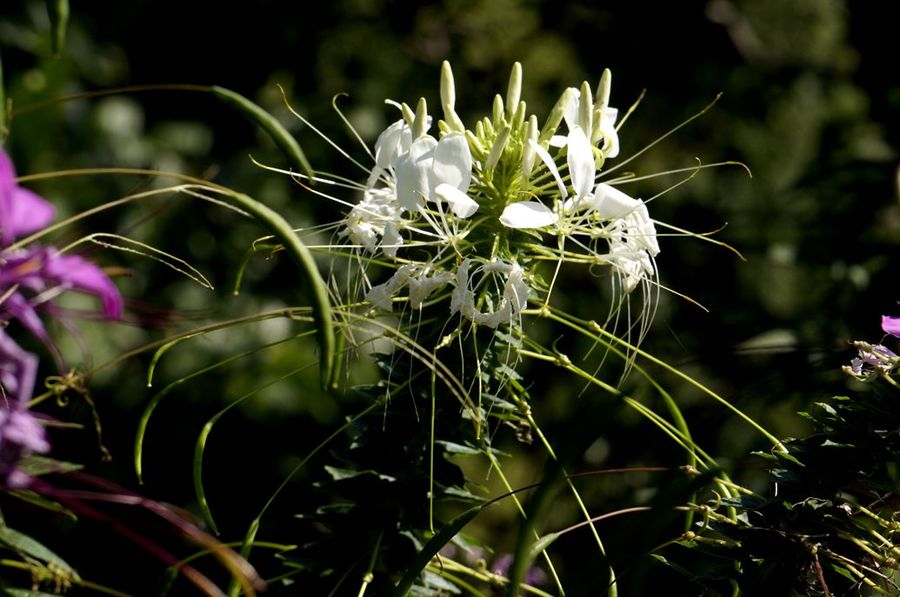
xmin=42 ymin=252 xmax=124 ymax=319
xmin=882 ymin=315 xmax=900 ymax=338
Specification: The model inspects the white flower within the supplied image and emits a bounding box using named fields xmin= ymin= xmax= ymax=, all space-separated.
xmin=450 ymin=259 xmax=530 ymax=328
xmin=341 ymin=187 xmax=404 ymax=256
xmin=365 ymin=264 xmax=452 ymax=311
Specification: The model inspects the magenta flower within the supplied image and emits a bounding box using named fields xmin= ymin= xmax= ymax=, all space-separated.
xmin=0 ymin=331 xmax=38 ymax=403
xmin=882 ymin=315 xmax=900 ymax=338
xmin=0 ymin=149 xmax=55 ymax=246
xmin=0 ymin=402 xmax=50 ymax=487
xmin=0 ymin=246 xmax=124 ymax=345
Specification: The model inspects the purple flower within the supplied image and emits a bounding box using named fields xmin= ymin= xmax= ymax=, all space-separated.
xmin=490 ymin=553 xmax=548 ymax=588
xmin=844 ymin=341 xmax=898 ymax=380
xmin=0 ymin=149 xmax=55 ymax=247
xmin=0 ymin=402 xmax=50 ymax=488
xmin=0 ymin=331 xmax=38 ymax=403
xmin=882 ymin=315 xmax=900 ymax=338
xmin=0 ymin=247 xmax=124 ymax=344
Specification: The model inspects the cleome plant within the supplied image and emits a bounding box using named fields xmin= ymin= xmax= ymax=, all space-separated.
xmin=1 ymin=13 xmax=898 ymax=594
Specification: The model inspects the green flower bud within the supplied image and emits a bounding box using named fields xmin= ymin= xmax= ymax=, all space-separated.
xmin=596 ymin=68 xmax=611 ymax=109
xmin=512 ymin=100 xmax=526 ymax=132
xmin=578 ymin=81 xmax=593 ymax=134
xmin=521 ymin=115 xmax=539 ymax=178
xmin=486 ymin=124 xmax=510 ymax=172
xmin=412 ymin=97 xmax=428 ymax=139
xmin=539 ymin=87 xmax=576 ymax=144
xmin=400 ymin=102 xmax=415 ymax=126
xmin=465 ymin=129 xmax=487 ymax=162
xmin=440 ymin=60 xmax=465 ymax=132
xmin=492 ymin=94 xmax=505 ymax=126
xmin=506 ymin=62 xmax=522 ymax=119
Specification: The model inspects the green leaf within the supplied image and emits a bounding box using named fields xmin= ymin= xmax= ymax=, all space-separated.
xmin=393 ymin=507 xmax=480 ymax=597
xmin=324 ymin=466 xmax=396 ymax=482
xmin=435 ymin=441 xmax=481 ymax=456
xmin=16 ymin=456 xmax=82 ymax=477
xmin=0 ymin=527 xmax=79 ymax=580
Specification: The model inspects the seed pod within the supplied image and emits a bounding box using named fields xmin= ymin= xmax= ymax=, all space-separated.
xmin=212 ymin=86 xmax=313 ymax=180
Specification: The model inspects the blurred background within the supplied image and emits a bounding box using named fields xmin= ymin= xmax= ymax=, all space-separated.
xmin=1 ymin=0 xmax=898 ymax=594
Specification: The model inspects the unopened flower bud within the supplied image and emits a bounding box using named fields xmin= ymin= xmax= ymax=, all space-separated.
xmin=492 ymin=94 xmax=505 ymax=125
xmin=440 ymin=60 xmax=465 ymax=132
xmin=412 ymin=97 xmax=428 ymax=139
xmin=511 ymin=100 xmax=526 ymax=131
xmin=578 ymin=81 xmax=593 ymax=134
xmin=521 ymin=115 xmax=538 ymax=178
xmin=506 ymin=62 xmax=522 ymax=119
xmin=539 ymin=87 xmax=576 ymax=144
xmin=465 ymin=130 xmax=487 ymax=161
xmin=400 ymin=102 xmax=415 ymax=126
xmin=596 ymin=68 xmax=612 ymax=110
xmin=486 ymin=125 xmax=510 ymax=172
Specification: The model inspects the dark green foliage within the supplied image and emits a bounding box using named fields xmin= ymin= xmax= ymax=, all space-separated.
xmin=668 ymin=372 xmax=900 ymax=595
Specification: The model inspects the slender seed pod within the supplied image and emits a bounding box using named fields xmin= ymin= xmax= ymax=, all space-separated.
xmin=212 ymin=86 xmax=314 ymax=180
xmin=46 ymin=0 xmax=69 ymax=57
xmin=506 ymin=62 xmax=522 ymax=119
xmin=224 ymin=191 xmax=334 ymax=391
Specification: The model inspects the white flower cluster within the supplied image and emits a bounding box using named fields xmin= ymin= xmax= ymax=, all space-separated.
xmin=338 ymin=62 xmax=661 ymax=328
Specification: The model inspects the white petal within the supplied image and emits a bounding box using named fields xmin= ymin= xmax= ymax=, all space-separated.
xmin=599 ymin=107 xmax=620 ymax=158
xmin=567 ymin=126 xmax=595 ymax=200
xmin=373 ymin=119 xmax=406 ymax=169
xmin=381 ymin=221 xmax=403 ymax=258
xmin=395 ymin=137 xmax=437 ymax=211
xmin=499 ymin=201 xmax=559 ymax=229
xmin=561 ymin=87 xmax=580 ymax=131
xmin=365 ymin=283 xmax=394 ymax=311
xmin=548 ymin=135 xmax=567 ymax=148
xmin=531 ymin=140 xmax=567 ymax=199
xmin=435 ymin=183 xmax=479 ymax=218
xmin=431 ymin=133 xmax=472 ymax=191
xmin=593 ymin=183 xmax=640 ymax=219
